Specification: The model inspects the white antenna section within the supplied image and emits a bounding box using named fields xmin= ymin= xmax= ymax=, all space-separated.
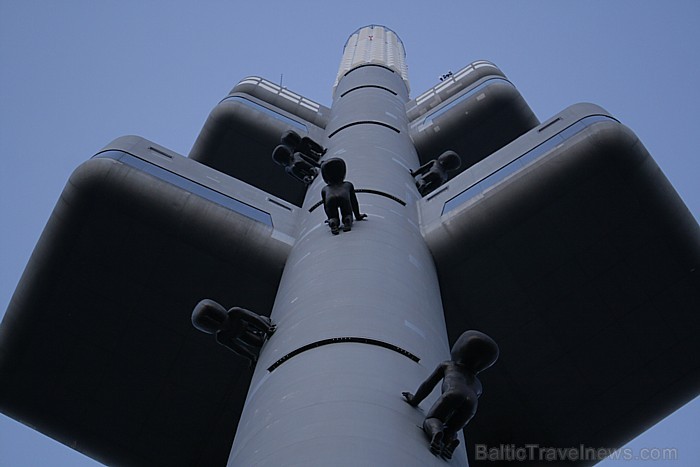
xmin=334 ymin=25 xmax=409 ymax=93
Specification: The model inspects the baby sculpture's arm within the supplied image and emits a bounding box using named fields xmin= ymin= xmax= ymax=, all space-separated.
xmin=410 ymin=160 xmax=434 ymax=177
xmin=403 ymin=362 xmax=446 ymax=407
xmin=348 ymin=182 xmax=367 ymax=220
xmin=229 ymin=307 xmax=276 ymax=336
xmin=216 ymin=332 xmax=258 ymax=364
xmin=296 ymin=152 xmax=321 ymax=168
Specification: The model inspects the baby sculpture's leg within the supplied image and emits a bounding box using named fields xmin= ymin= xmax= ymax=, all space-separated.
xmin=239 ymin=328 xmax=266 ymax=347
xmin=441 ymin=397 xmax=477 ymax=459
xmin=216 ymin=332 xmax=259 ymax=364
xmin=338 ymin=196 xmax=353 ymax=232
xmin=423 ymin=391 xmax=470 ymax=456
xmin=231 ymin=340 xmax=258 ymax=364
xmin=323 ymin=198 xmax=341 ymax=234
xmin=231 ymin=307 xmax=275 ymax=337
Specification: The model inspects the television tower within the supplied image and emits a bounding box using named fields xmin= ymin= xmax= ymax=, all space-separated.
xmin=1 ymin=25 xmax=698 ymax=467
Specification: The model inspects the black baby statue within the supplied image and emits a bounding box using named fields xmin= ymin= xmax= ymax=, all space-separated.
xmin=271 ymin=130 xmax=326 ymax=185
xmin=191 ymin=299 xmax=276 ymax=365
xmin=320 ymin=157 xmax=367 ymax=234
xmin=411 ymin=150 xmax=461 ymax=196
xmin=402 ymin=330 xmax=499 ymax=460
xmin=272 ymin=144 xmax=319 ymax=185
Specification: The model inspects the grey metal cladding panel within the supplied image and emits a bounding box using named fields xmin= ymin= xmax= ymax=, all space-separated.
xmin=189 ymin=93 xmax=325 ymax=206
xmin=409 ymin=77 xmax=539 ymax=170
xmin=406 ymin=60 xmax=506 ymax=121
xmin=326 ymin=90 xmax=410 ymax=137
xmin=333 ymin=64 xmax=409 ymax=101
xmin=0 ymin=157 xmax=289 ymax=466
xmin=422 ymin=114 xmax=700 ymax=464
xmin=230 ymin=76 xmax=330 ymax=129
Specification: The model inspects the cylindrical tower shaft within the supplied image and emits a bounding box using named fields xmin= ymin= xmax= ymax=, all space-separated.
xmin=228 ymin=26 xmax=467 ymax=466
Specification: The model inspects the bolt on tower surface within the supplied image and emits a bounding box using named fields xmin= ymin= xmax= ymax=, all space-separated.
xmin=1 ymin=25 xmax=699 ymax=467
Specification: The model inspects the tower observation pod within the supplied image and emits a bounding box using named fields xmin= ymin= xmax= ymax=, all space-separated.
xmin=2 ymin=22 xmax=699 ymax=467
xmin=228 ymin=25 xmax=465 ymax=465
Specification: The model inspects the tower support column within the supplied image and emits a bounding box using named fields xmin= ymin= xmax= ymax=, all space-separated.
xmin=228 ymin=26 xmax=467 ymax=466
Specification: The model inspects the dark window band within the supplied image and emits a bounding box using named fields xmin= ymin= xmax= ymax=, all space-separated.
xmin=308 ymin=189 xmax=406 ymax=212
xmin=340 ymin=85 xmax=398 ymax=98
xmin=344 ymin=63 xmax=395 ymax=77
xmin=267 ymin=337 xmax=420 ymax=372
xmin=356 ymin=189 xmax=406 ymax=206
xmin=328 ymin=121 xmax=400 ymax=138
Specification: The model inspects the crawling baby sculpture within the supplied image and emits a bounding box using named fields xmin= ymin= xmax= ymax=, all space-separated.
xmin=272 ymin=144 xmax=319 ymax=185
xmin=411 ymin=150 xmax=461 ymax=196
xmin=320 ymin=158 xmax=367 ymax=234
xmin=191 ymin=299 xmax=276 ymax=365
xmin=402 ymin=330 xmax=499 ymax=459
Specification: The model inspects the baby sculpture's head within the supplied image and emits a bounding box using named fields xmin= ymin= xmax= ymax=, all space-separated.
xmin=437 ymin=150 xmax=461 ymax=171
xmin=451 ymin=330 xmax=499 ymax=374
xmin=321 ymin=157 xmax=347 ymax=184
xmin=281 ymin=130 xmax=302 ymax=148
xmin=272 ymin=145 xmax=294 ymax=166
xmin=191 ymin=299 xmax=229 ymax=335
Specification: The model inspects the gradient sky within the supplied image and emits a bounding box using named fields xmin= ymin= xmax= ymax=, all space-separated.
xmin=1 ymin=1 xmax=698 ymax=465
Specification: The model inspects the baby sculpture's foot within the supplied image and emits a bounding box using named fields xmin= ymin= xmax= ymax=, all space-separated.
xmin=328 ymin=218 xmax=340 ymax=235
xmin=442 ymin=438 xmax=459 ymax=459
xmin=429 ymin=431 xmax=444 ymax=456
xmin=342 ymin=215 xmax=353 ymax=232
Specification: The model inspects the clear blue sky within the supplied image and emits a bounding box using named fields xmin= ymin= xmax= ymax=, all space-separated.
xmin=1 ymin=1 xmax=698 ymax=465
